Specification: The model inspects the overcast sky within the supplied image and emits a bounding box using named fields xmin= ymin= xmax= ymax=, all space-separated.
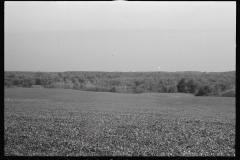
xmin=4 ymin=1 xmax=236 ymax=72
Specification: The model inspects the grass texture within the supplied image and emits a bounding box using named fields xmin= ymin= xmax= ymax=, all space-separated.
xmin=4 ymin=88 xmax=235 ymax=156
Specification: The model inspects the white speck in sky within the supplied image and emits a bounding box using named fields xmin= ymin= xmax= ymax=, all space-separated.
xmin=158 ymin=67 xmax=161 ymax=69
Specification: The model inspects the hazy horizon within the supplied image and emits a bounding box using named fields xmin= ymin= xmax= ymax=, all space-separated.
xmin=4 ymin=2 xmax=236 ymax=72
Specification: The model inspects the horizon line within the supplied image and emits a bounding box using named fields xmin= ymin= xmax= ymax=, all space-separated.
xmin=4 ymin=70 xmax=235 ymax=73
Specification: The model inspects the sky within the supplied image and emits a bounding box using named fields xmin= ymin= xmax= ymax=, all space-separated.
xmin=4 ymin=1 xmax=236 ymax=72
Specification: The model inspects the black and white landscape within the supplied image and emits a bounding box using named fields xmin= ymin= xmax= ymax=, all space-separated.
xmin=4 ymin=1 xmax=235 ymax=157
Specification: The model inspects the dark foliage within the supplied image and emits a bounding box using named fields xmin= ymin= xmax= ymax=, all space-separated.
xmin=4 ymin=71 xmax=235 ymax=96
xmin=195 ymin=84 xmax=215 ymax=96
xmin=221 ymin=89 xmax=235 ymax=97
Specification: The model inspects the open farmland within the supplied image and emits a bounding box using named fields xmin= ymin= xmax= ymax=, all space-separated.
xmin=4 ymin=88 xmax=235 ymax=156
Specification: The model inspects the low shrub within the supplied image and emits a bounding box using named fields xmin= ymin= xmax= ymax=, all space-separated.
xmin=110 ymin=86 xmax=117 ymax=93
xmin=84 ymin=86 xmax=110 ymax=92
xmin=195 ymin=84 xmax=215 ymax=96
xmin=221 ymin=89 xmax=235 ymax=97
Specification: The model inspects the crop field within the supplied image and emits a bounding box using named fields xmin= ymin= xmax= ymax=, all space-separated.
xmin=4 ymin=88 xmax=235 ymax=156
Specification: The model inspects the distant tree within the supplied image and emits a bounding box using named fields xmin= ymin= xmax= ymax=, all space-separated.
xmin=19 ymin=79 xmax=24 ymax=86
xmin=5 ymin=80 xmax=12 ymax=87
xmin=186 ymin=78 xmax=200 ymax=94
xmin=79 ymin=83 xmax=86 ymax=90
xmin=41 ymin=76 xmax=49 ymax=86
xmin=195 ymin=84 xmax=215 ymax=96
xmin=47 ymin=77 xmax=54 ymax=85
xmin=53 ymin=76 xmax=61 ymax=82
xmin=134 ymin=79 xmax=143 ymax=86
xmin=216 ymin=83 xmax=229 ymax=92
xmin=18 ymin=75 xmax=26 ymax=79
xmin=143 ymin=80 xmax=151 ymax=92
xmin=27 ymin=77 xmax=35 ymax=87
xmin=36 ymin=72 xmax=44 ymax=77
xmin=4 ymin=74 xmax=10 ymax=79
xmin=110 ymin=86 xmax=117 ymax=92
xmin=116 ymin=85 xmax=128 ymax=93
xmin=9 ymin=74 xmax=16 ymax=79
xmin=6 ymin=70 xmax=235 ymax=96
xmin=45 ymin=83 xmax=55 ymax=88
xmin=87 ymin=75 xmax=96 ymax=83
xmin=64 ymin=84 xmax=71 ymax=89
xmin=35 ymin=78 xmax=42 ymax=85
xmin=13 ymin=78 xmax=20 ymax=86
xmin=148 ymin=80 xmax=157 ymax=92
xmin=64 ymin=78 xmax=71 ymax=84
xmin=221 ymin=89 xmax=235 ymax=97
xmin=157 ymin=86 xmax=164 ymax=93
xmin=72 ymin=78 xmax=79 ymax=84
xmin=133 ymin=85 xmax=145 ymax=93
xmin=78 ymin=77 xmax=85 ymax=83
xmin=22 ymin=81 xmax=29 ymax=88
xmin=168 ymin=84 xmax=178 ymax=93
xmin=73 ymin=82 xmax=80 ymax=90
xmin=177 ymin=78 xmax=188 ymax=93
xmin=58 ymin=72 xmax=64 ymax=78
xmin=162 ymin=85 xmax=169 ymax=93
xmin=87 ymin=75 xmax=93 ymax=80
xmin=213 ymin=85 xmax=222 ymax=96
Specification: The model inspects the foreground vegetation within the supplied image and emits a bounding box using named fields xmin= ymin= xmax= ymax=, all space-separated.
xmin=4 ymin=88 xmax=235 ymax=156
xmin=4 ymin=71 xmax=235 ymax=97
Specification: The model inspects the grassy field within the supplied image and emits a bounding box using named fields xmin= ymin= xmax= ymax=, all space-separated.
xmin=4 ymin=88 xmax=235 ymax=156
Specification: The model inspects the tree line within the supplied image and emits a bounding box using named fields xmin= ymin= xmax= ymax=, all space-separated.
xmin=4 ymin=71 xmax=235 ymax=97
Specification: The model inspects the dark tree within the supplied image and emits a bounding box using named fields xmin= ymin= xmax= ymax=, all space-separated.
xmin=9 ymin=74 xmax=16 ymax=79
xmin=133 ymin=85 xmax=145 ymax=93
xmin=78 ymin=77 xmax=85 ymax=83
xmin=4 ymin=70 xmax=235 ymax=96
xmin=195 ymin=84 xmax=215 ymax=96
xmin=186 ymin=78 xmax=200 ymax=94
xmin=73 ymin=82 xmax=80 ymax=90
xmin=13 ymin=78 xmax=20 ymax=86
xmin=5 ymin=80 xmax=12 ymax=87
xmin=18 ymin=75 xmax=26 ymax=79
xmin=35 ymin=78 xmax=42 ymax=85
xmin=23 ymin=81 xmax=29 ymax=88
xmin=72 ymin=78 xmax=79 ymax=84
xmin=110 ymin=86 xmax=117 ymax=92
xmin=177 ymin=78 xmax=188 ymax=93
xmin=168 ymin=84 xmax=178 ymax=93
xmin=58 ymin=72 xmax=64 ymax=78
